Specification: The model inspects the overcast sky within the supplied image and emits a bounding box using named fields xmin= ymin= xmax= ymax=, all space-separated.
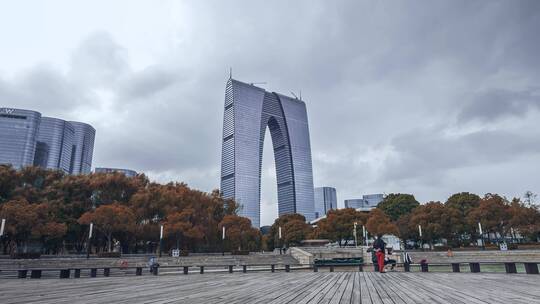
xmin=2 ymin=1 xmax=539 ymax=225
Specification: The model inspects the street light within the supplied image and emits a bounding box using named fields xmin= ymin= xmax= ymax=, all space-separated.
xmin=362 ymin=225 xmax=367 ymax=246
xmin=478 ymin=222 xmax=485 ymax=250
xmin=418 ymin=224 xmax=423 ymax=251
xmin=159 ymin=224 xmax=164 ymax=257
xmin=278 ymin=226 xmax=282 ymax=255
xmin=353 ymin=222 xmax=358 ymax=248
xmin=222 ymin=226 xmax=226 ymax=256
xmin=86 ymin=222 xmax=93 ymax=259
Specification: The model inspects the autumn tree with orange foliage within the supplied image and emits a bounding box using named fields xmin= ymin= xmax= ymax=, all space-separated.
xmin=315 ymin=208 xmax=368 ymax=247
xmin=365 ymin=209 xmax=398 ymax=237
xmin=78 ymin=203 xmax=136 ymax=252
xmin=219 ymin=215 xmax=261 ymax=251
xmin=267 ymin=214 xmax=311 ymax=250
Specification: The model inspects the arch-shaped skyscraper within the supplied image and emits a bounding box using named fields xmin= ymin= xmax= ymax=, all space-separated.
xmin=220 ymin=78 xmax=315 ymax=227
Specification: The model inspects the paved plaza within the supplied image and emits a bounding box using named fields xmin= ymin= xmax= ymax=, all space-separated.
xmin=1 ymin=272 xmax=539 ymax=303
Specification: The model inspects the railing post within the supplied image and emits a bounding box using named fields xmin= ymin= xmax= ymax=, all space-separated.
xmin=469 ymin=263 xmax=480 ymax=273
xmin=313 ymin=265 xmax=318 ymax=272
xmin=242 ymin=265 xmax=247 ymax=273
xmin=271 ymin=264 xmax=275 ymax=273
xmin=329 ymin=266 xmax=334 ymax=272
xmin=452 ymin=263 xmax=460 ymax=273
xmin=229 ymin=265 xmax=233 ymax=273
xmin=404 ymin=263 xmax=411 ymax=272
xmin=74 ymin=269 xmax=81 ymax=278
xmin=200 ymin=266 xmax=204 ymax=274
xmin=524 ymin=263 xmax=539 ymax=274
xmin=183 ymin=266 xmax=189 ymax=275
xmin=285 ymin=265 xmax=290 ymax=273
xmin=60 ymin=269 xmax=70 ymax=279
xmin=421 ymin=262 xmax=429 ymax=272
xmin=505 ymin=263 xmax=517 ymax=274
xmin=30 ymin=270 xmax=42 ymax=279
xmin=104 ymin=268 xmax=110 ymax=277
xmin=18 ymin=269 xmax=28 ymax=279
xmin=90 ymin=268 xmax=97 ymax=277
xmin=358 ymin=263 xmax=363 ymax=272
xmin=136 ymin=267 xmax=142 ymax=276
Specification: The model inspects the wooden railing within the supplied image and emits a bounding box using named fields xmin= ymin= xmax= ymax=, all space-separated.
xmin=0 ymin=261 xmax=538 ymax=279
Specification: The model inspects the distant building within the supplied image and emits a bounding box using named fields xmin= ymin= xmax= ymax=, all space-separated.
xmin=314 ymin=187 xmax=337 ymax=218
xmin=0 ymin=107 xmax=95 ymax=174
xmin=344 ymin=194 xmax=384 ymax=211
xmin=0 ymin=108 xmax=41 ymax=169
xmin=95 ymin=167 xmax=137 ymax=177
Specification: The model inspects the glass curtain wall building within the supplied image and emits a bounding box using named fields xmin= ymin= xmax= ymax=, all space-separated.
xmin=220 ymin=78 xmax=315 ymax=227
xmin=314 ymin=187 xmax=337 ymax=218
xmin=69 ymin=122 xmax=96 ymax=174
xmin=344 ymin=194 xmax=384 ymax=211
xmin=34 ymin=117 xmax=75 ymax=173
xmin=0 ymin=107 xmax=95 ymax=174
xmin=0 ymin=108 xmax=41 ymax=168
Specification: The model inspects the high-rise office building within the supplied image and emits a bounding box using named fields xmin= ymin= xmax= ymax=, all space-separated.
xmin=69 ymin=122 xmax=96 ymax=174
xmin=0 ymin=107 xmax=95 ymax=174
xmin=220 ymin=78 xmax=315 ymax=227
xmin=0 ymin=108 xmax=41 ymax=169
xmin=344 ymin=194 xmax=384 ymax=211
xmin=95 ymin=167 xmax=137 ymax=177
xmin=34 ymin=117 xmax=75 ymax=173
xmin=314 ymin=187 xmax=337 ymax=218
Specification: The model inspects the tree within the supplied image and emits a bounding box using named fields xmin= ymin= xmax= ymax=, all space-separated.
xmin=445 ymin=192 xmax=481 ymax=215
xmin=0 ymin=198 xmax=66 ymax=253
xmin=508 ymin=198 xmax=540 ymax=241
xmin=365 ymin=209 xmax=398 ymax=237
xmin=315 ymin=208 xmax=367 ymax=247
xmin=408 ymin=202 xmax=462 ymax=247
xmin=78 ymin=203 xmax=136 ymax=252
xmin=219 ymin=215 xmax=261 ymax=251
xmin=377 ymin=193 xmax=419 ymax=221
xmin=164 ymin=209 xmax=203 ymax=250
xmin=467 ymin=194 xmax=511 ymax=243
xmin=267 ymin=214 xmax=311 ymax=250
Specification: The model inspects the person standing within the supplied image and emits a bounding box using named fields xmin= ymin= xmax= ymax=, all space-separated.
xmin=373 ymin=235 xmax=386 ymax=273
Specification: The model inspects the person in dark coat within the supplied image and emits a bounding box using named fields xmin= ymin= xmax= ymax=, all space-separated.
xmin=373 ymin=235 xmax=386 ymax=273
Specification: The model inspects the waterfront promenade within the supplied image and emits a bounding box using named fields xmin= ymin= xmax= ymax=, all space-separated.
xmin=1 ymin=272 xmax=539 ymax=304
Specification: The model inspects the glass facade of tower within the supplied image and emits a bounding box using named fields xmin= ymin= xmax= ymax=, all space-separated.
xmin=0 ymin=108 xmax=41 ymax=168
xmin=34 ymin=117 xmax=75 ymax=173
xmin=0 ymin=107 xmax=95 ymax=174
xmin=220 ymin=79 xmax=315 ymax=227
xmin=69 ymin=121 xmax=96 ymax=174
xmin=314 ymin=187 xmax=337 ymax=218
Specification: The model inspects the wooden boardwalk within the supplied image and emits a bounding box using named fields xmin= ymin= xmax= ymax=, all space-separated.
xmin=0 ymin=272 xmax=539 ymax=303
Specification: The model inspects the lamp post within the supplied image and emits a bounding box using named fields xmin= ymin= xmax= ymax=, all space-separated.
xmin=278 ymin=226 xmax=282 ymax=255
xmin=86 ymin=222 xmax=93 ymax=259
xmin=478 ymin=222 xmax=485 ymax=250
xmin=222 ymin=226 xmax=226 ymax=256
xmin=159 ymin=224 xmax=164 ymax=258
xmin=418 ymin=224 xmax=423 ymax=251
xmin=362 ymin=225 xmax=367 ymax=246
xmin=0 ymin=218 xmax=5 ymax=254
xmin=353 ymin=222 xmax=358 ymax=248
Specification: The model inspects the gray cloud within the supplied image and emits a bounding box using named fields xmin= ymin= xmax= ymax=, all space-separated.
xmin=458 ymin=88 xmax=540 ymax=123
xmin=2 ymin=0 xmax=540 ymax=225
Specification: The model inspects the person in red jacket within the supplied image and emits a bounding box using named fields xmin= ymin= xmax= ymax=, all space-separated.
xmin=373 ymin=235 xmax=386 ymax=273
